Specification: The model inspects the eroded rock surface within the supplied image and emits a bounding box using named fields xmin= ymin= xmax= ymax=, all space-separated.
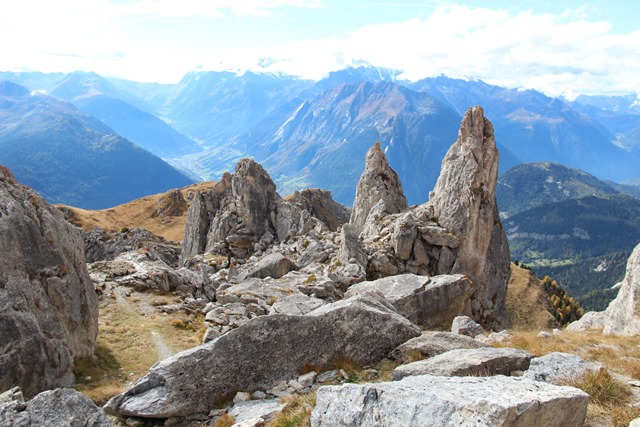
xmin=104 ymin=292 xmax=420 ymax=419
xmin=0 ymin=166 xmax=98 ymax=397
xmin=311 ymin=375 xmax=589 ymax=427
xmin=345 ymin=274 xmax=473 ymax=329
xmin=428 ymin=106 xmax=511 ymax=330
xmin=349 ymin=142 xmax=408 ymax=237
xmin=0 ymin=388 xmax=112 ymax=427
xmin=287 ymin=188 xmax=350 ymax=232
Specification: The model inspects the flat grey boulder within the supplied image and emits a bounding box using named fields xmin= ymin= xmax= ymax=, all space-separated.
xmin=104 ymin=291 xmax=420 ymax=419
xmin=227 ymin=399 xmax=285 ymax=425
xmin=523 ymin=352 xmax=604 ymax=385
xmin=243 ymin=253 xmax=298 ymax=280
xmin=269 ymin=294 xmax=325 ymax=315
xmin=390 ymin=331 xmax=488 ymax=361
xmin=345 ymin=274 xmax=472 ymax=329
xmin=311 ymin=375 xmax=589 ymax=427
xmin=0 ymin=388 xmax=112 ymax=426
xmin=451 ymin=315 xmax=484 ymax=337
xmin=392 ymin=347 xmax=533 ymax=380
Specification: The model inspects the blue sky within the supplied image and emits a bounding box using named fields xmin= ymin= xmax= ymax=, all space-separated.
xmin=1 ymin=0 xmax=639 ymax=98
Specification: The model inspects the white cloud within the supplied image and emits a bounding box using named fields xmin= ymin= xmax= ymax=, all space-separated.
xmin=1 ymin=2 xmax=639 ymax=97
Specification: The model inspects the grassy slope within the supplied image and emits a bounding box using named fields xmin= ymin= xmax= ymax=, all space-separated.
xmin=61 ymin=181 xmax=213 ymax=243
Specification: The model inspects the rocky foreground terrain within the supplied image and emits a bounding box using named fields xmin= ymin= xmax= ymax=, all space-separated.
xmin=2 ymin=106 xmax=640 ymax=426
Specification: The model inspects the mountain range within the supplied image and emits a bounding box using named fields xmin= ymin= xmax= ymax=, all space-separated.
xmin=497 ymin=162 xmax=640 ymax=310
xmin=0 ymin=81 xmax=194 ymax=209
xmin=1 ymin=66 xmax=638 ymax=207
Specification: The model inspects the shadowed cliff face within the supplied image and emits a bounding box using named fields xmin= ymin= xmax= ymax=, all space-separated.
xmin=0 ymin=165 xmax=98 ymax=398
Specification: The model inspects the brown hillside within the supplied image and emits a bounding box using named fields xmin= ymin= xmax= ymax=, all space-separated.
xmin=506 ymin=263 xmax=558 ymax=331
xmin=59 ymin=182 xmax=214 ymax=243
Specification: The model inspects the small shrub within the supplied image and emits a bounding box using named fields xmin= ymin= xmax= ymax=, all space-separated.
xmin=401 ymin=349 xmax=425 ymax=364
xmin=303 ymin=274 xmax=317 ymax=284
xmin=120 ymin=227 xmax=129 ymax=233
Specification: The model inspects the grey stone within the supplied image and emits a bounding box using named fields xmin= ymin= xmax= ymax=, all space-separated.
xmin=392 ymin=347 xmax=533 ymax=380
xmin=451 ymin=315 xmax=484 ymax=337
xmin=0 ymin=168 xmax=98 ymax=397
xmin=287 ymin=189 xmax=350 ymax=232
xmin=104 ymin=291 xmax=420 ymax=419
xmin=419 ymin=225 xmax=460 ymax=248
xmin=349 ymin=142 xmax=408 ymax=237
xmin=331 ymin=224 xmax=367 ymax=285
xmin=391 ymin=213 xmax=417 ymax=261
xmin=428 ymin=106 xmax=511 ymax=331
xmin=345 ymin=274 xmax=473 ymax=329
xmin=390 ymin=331 xmax=489 ymax=361
xmin=244 ymin=253 xmax=298 ymax=280
xmin=0 ymin=388 xmax=112 ymax=426
xmin=310 ymin=375 xmax=589 ymax=427
xmin=269 ymin=294 xmax=325 ymax=316
xmin=523 ymin=352 xmax=604 ymax=385
xmin=298 ymin=372 xmax=317 ymax=388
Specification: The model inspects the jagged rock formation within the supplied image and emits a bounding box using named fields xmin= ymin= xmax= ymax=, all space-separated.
xmin=428 ymin=106 xmax=511 ymax=330
xmin=0 ymin=387 xmax=112 ymax=426
xmin=104 ymin=292 xmax=420 ymax=418
xmin=567 ymin=242 xmax=640 ymax=335
xmin=346 ymin=107 xmax=510 ymax=330
xmin=311 ymin=375 xmax=589 ymax=427
xmin=390 ymin=331 xmax=488 ymax=361
xmin=0 ymin=166 xmax=98 ymax=398
xmin=180 ymin=159 xmax=325 ymax=265
xmin=83 ymin=227 xmax=181 ymax=266
xmin=349 ymin=142 xmax=408 ymax=237
xmin=286 ymin=188 xmax=351 ymax=232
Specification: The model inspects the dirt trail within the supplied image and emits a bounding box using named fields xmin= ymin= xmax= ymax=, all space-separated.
xmin=114 ymin=287 xmax=174 ymax=361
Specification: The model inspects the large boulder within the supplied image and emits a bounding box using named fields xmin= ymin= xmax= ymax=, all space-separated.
xmin=428 ymin=106 xmax=511 ymax=330
xmin=180 ymin=159 xmax=325 ymax=265
xmin=345 ymin=274 xmax=473 ymax=329
xmin=242 ymin=252 xmax=298 ymax=280
xmin=0 ymin=166 xmax=98 ymax=397
xmin=523 ymin=352 xmax=603 ymax=385
xmin=104 ymin=292 xmax=420 ymax=419
xmin=392 ymin=347 xmax=533 ymax=380
xmin=0 ymin=388 xmax=112 ymax=426
xmin=567 ymin=242 xmax=640 ymax=335
xmin=349 ymin=142 xmax=408 ymax=237
xmin=311 ymin=375 xmax=589 ymax=427
xmin=390 ymin=331 xmax=489 ymax=361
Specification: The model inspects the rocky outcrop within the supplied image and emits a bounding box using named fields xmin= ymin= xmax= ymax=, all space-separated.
xmin=523 ymin=352 xmax=603 ymax=385
xmin=349 ymin=142 xmax=408 ymax=237
xmin=0 ymin=166 xmax=98 ymax=398
xmin=104 ymin=292 xmax=420 ymax=419
xmin=287 ymin=188 xmax=350 ymax=232
xmin=392 ymin=347 xmax=533 ymax=380
xmin=345 ymin=274 xmax=473 ymax=329
xmin=567 ymin=242 xmax=640 ymax=335
xmin=180 ymin=159 xmax=325 ymax=265
xmin=311 ymin=375 xmax=589 ymax=427
xmin=0 ymin=387 xmax=112 ymax=426
xmin=428 ymin=106 xmax=511 ymax=330
xmin=83 ymin=227 xmax=181 ymax=266
xmin=242 ymin=253 xmax=298 ymax=280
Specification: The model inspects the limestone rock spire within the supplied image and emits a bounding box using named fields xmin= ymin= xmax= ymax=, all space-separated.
xmin=349 ymin=141 xmax=408 ymax=237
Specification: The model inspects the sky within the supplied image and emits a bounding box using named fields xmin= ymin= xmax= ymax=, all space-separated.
xmin=1 ymin=0 xmax=639 ymax=98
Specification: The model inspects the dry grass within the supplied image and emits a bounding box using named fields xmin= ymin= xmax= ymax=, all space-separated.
xmin=73 ymin=290 xmax=204 ymax=404
xmin=267 ymin=392 xmax=316 ymax=427
xmin=504 ymin=330 xmax=640 ymax=426
xmin=331 ymin=354 xmax=363 ymax=383
xmin=212 ymin=413 xmax=236 ymax=427
xmin=59 ymin=181 xmax=213 ymax=242
xmin=505 ymin=264 xmax=557 ymax=331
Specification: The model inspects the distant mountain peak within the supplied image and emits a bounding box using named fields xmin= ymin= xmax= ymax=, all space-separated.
xmin=0 ymin=81 xmax=29 ymax=98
